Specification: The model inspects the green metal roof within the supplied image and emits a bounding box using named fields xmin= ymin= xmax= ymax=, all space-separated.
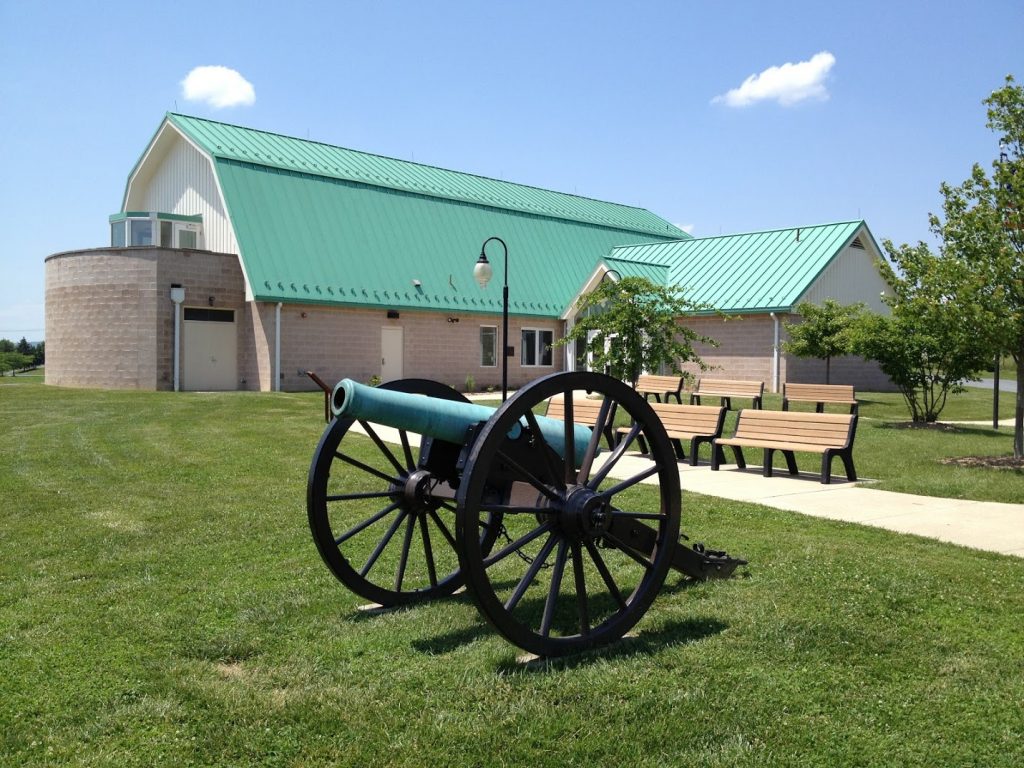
xmin=158 ymin=114 xmax=688 ymax=315
xmin=167 ymin=113 xmax=685 ymax=239
xmin=607 ymin=221 xmax=867 ymax=314
xmin=601 ymin=256 xmax=669 ymax=286
xmin=214 ymin=159 xmax=681 ymax=314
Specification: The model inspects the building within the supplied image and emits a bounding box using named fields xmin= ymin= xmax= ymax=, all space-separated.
xmin=45 ymin=113 xmax=890 ymax=392
xmin=575 ymin=221 xmax=891 ymax=391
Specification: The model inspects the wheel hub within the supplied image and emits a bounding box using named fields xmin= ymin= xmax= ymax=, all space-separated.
xmin=400 ymin=469 xmax=440 ymax=512
xmin=561 ymin=485 xmax=612 ymax=539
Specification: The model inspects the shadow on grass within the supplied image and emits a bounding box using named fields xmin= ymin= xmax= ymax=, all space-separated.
xmin=343 ymin=588 xmax=478 ymax=623
xmin=411 ymin=621 xmax=493 ymax=654
xmin=492 ymin=616 xmax=728 ymax=674
xmin=406 ymin=579 xmax=723 ymax=657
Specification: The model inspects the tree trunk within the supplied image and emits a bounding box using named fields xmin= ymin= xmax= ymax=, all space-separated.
xmin=825 ymin=356 xmax=831 ymax=385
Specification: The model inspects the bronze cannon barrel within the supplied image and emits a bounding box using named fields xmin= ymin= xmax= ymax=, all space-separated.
xmin=331 ymin=378 xmax=594 ymax=465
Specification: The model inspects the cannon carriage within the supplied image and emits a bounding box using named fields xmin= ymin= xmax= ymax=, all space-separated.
xmin=307 ymin=371 xmax=744 ymax=658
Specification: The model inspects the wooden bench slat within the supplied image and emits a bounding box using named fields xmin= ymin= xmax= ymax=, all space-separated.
xmin=634 ymin=374 xmax=686 ymax=403
xmin=614 ymin=402 xmax=727 ymax=466
xmin=711 ymin=407 xmax=857 ymax=483
xmin=545 ymin=395 xmax=616 ymax=450
xmin=735 ymin=426 xmax=849 ymax=439
xmin=721 ymin=435 xmax=847 ymax=449
xmin=782 ymin=382 xmax=859 ymax=414
xmin=690 ymin=378 xmax=764 ymax=410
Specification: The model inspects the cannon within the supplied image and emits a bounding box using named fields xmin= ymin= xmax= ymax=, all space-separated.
xmin=307 ymin=371 xmax=746 ymax=658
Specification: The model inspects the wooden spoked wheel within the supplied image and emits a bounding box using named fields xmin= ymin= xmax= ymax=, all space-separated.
xmin=307 ymin=379 xmax=499 ymax=607
xmin=455 ymin=372 xmax=681 ymax=657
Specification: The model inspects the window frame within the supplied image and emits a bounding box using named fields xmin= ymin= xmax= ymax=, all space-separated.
xmin=520 ymin=327 xmax=554 ymax=368
xmin=479 ymin=325 xmax=497 ymax=368
xmin=109 ymin=212 xmax=203 ymax=249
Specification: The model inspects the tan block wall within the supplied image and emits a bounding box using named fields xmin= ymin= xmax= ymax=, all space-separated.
xmin=45 ymin=248 xmax=160 ymax=389
xmin=49 ymin=250 xmax=895 ymax=396
xmin=784 ymin=354 xmax=894 ymax=391
xmin=681 ymin=314 xmax=779 ymax=389
xmin=156 ymin=250 xmax=247 ymax=390
xmin=680 ymin=312 xmax=894 ymax=392
xmin=45 ymin=248 xmax=245 ymax=390
xmin=266 ymin=304 xmax=565 ymax=393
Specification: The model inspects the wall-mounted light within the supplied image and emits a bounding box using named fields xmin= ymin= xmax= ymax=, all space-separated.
xmin=447 ymin=317 xmax=459 ymax=323
xmin=387 ymin=310 xmax=400 ymax=319
xmin=300 ymin=311 xmax=308 ymax=318
xmin=208 ymin=296 xmax=215 ymax=306
xmin=170 ymin=285 xmax=185 ymax=392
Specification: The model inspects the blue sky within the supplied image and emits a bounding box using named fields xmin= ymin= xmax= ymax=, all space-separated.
xmin=1 ymin=0 xmax=1021 ymax=341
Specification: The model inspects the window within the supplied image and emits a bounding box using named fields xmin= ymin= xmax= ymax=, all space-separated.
xmin=160 ymin=220 xmax=173 ymax=247
xmin=178 ymin=229 xmax=198 ymax=249
xmin=183 ymin=308 xmax=234 ymax=322
xmin=129 ymin=219 xmax=153 ymax=246
xmin=480 ymin=326 xmax=497 ymax=367
xmin=109 ymin=213 xmax=203 ymax=248
xmin=521 ymin=329 xmax=553 ymax=367
xmin=111 ymin=221 xmax=126 ymax=247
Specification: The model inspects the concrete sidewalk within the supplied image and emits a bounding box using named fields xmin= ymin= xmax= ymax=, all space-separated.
xmin=349 ymin=421 xmax=1024 ymax=559
xmin=667 ymin=459 xmax=1024 ymax=558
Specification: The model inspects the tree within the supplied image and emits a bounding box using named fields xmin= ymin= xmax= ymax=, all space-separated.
xmin=0 ymin=351 xmax=33 ymax=376
xmin=16 ymin=337 xmax=32 ymax=356
xmin=851 ymin=241 xmax=992 ymax=423
xmin=33 ymin=340 xmax=45 ymax=367
xmin=928 ymin=75 xmax=1024 ymax=456
xmin=558 ymin=275 xmax=718 ymax=386
xmin=0 ymin=338 xmax=14 ymax=354
xmin=782 ymin=299 xmax=865 ymax=384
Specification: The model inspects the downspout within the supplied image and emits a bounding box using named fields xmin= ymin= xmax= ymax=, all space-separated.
xmin=565 ymin=316 xmax=575 ymax=371
xmin=274 ymin=302 xmax=282 ymax=392
xmin=770 ymin=312 xmax=780 ymax=394
xmin=170 ymin=285 xmax=185 ymax=391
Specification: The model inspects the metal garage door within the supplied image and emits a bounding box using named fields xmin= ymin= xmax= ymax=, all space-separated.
xmin=183 ymin=308 xmax=237 ymax=391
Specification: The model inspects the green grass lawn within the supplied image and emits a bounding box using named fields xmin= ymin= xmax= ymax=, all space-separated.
xmin=2 ymin=382 xmax=1022 ymax=767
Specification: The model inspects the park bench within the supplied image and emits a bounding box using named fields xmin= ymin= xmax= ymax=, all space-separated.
xmin=634 ymin=374 xmax=687 ymax=403
xmin=690 ymin=378 xmax=764 ymax=410
xmin=782 ymin=382 xmax=859 ymax=414
xmin=617 ymin=402 xmax=727 ymax=466
xmin=711 ymin=409 xmax=858 ymax=484
xmin=545 ymin=394 xmax=617 ymax=449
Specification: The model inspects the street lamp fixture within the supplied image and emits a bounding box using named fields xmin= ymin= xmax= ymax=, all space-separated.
xmin=474 ymin=236 xmax=509 ymax=401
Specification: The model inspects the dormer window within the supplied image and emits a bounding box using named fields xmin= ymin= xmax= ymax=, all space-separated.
xmin=109 ymin=212 xmax=203 ymax=249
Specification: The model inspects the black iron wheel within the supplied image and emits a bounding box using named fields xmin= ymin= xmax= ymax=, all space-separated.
xmin=307 ymin=378 xmax=498 ymax=607
xmin=455 ymin=371 xmax=681 ymax=657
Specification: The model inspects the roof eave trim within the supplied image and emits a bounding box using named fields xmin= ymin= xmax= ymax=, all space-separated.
xmin=121 ymin=116 xmax=174 ymax=211
xmin=560 ymin=261 xmax=620 ymax=320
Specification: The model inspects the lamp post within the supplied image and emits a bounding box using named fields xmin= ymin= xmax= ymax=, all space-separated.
xmin=474 ymin=236 xmax=509 ymax=401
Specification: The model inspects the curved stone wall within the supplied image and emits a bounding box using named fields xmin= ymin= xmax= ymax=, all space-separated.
xmin=44 ymin=247 xmax=245 ymax=389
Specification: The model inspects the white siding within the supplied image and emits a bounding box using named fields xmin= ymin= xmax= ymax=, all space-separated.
xmin=799 ymin=239 xmax=889 ymax=313
xmin=130 ymin=136 xmax=239 ymax=257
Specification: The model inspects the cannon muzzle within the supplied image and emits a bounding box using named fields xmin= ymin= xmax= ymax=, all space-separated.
xmin=331 ymin=378 xmax=594 ymax=465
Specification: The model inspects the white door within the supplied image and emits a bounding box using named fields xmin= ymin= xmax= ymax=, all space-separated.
xmin=381 ymin=327 xmax=404 ymax=382
xmin=183 ymin=309 xmax=237 ymax=390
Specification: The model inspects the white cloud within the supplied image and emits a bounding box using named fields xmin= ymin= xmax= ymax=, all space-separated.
xmin=675 ymin=223 xmax=695 ymax=235
xmin=713 ymin=51 xmax=835 ymax=108
xmin=181 ymin=66 xmax=255 ymax=109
